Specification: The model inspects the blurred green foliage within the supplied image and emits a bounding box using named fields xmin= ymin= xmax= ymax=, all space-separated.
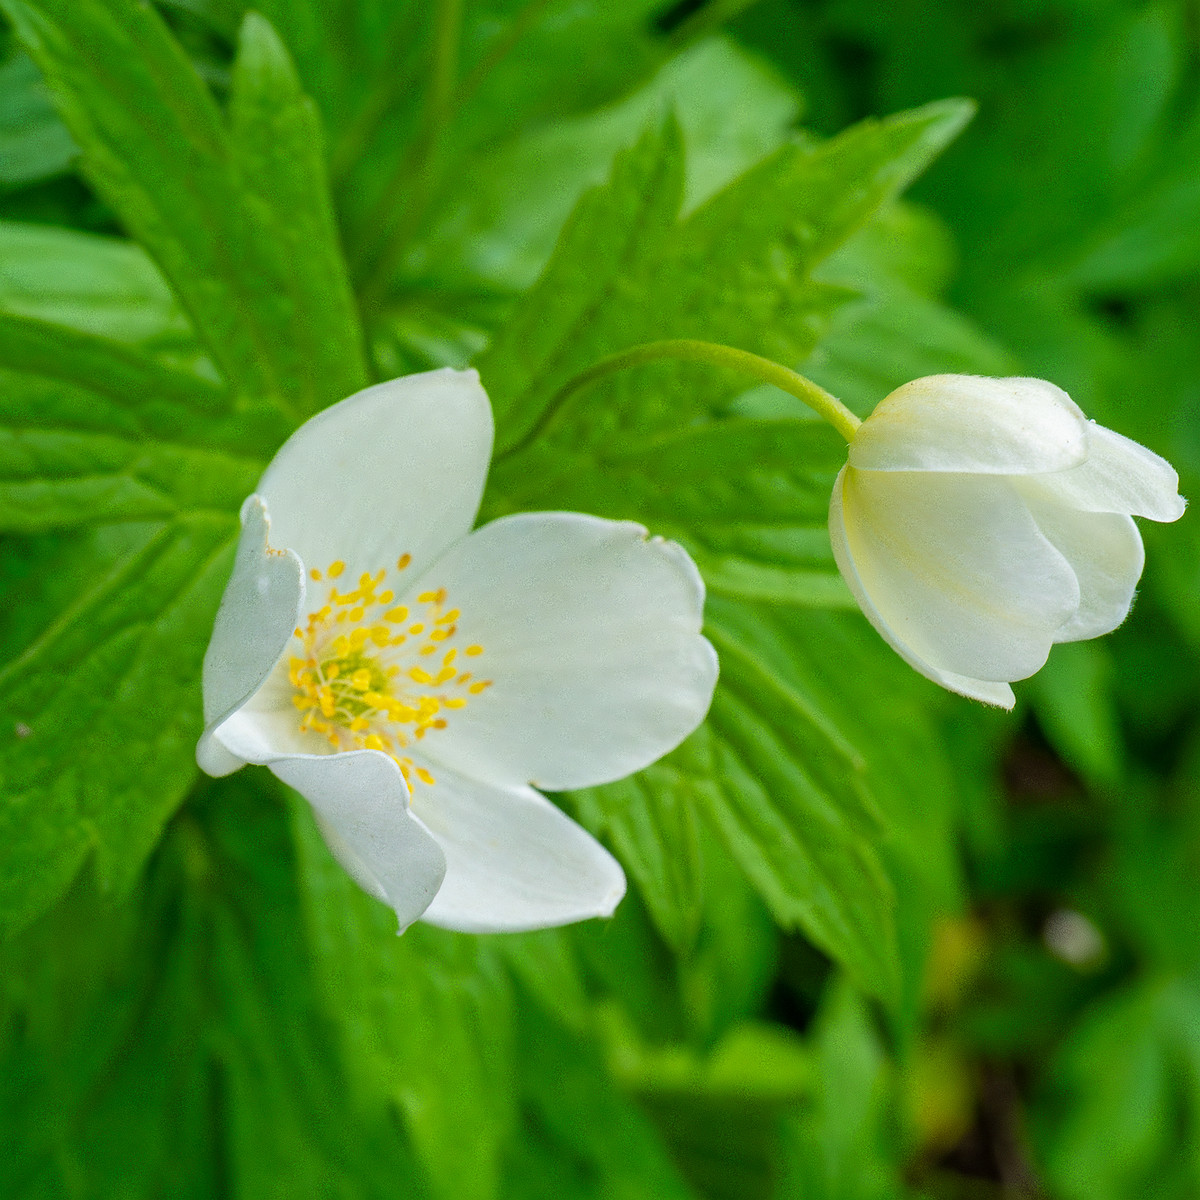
xmin=0 ymin=0 xmax=1197 ymax=1196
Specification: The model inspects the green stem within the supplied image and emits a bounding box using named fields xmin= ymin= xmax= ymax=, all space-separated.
xmin=503 ymin=340 xmax=861 ymax=457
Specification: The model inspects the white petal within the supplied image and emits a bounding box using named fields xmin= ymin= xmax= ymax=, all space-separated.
xmin=1018 ymin=484 xmax=1146 ymax=641
xmin=851 ymin=375 xmax=1089 ymax=475
xmin=408 ymin=512 xmax=718 ymax=791
xmin=270 ymin=750 xmax=447 ymax=932
xmin=197 ymin=496 xmax=304 ymax=777
xmin=411 ymin=772 xmax=625 ymax=933
xmin=831 ymin=465 xmax=1079 ymax=689
xmin=1034 ymin=423 xmax=1186 ymax=522
xmin=829 ymin=470 xmax=1016 ymax=707
xmin=257 ymin=368 xmax=493 ymax=583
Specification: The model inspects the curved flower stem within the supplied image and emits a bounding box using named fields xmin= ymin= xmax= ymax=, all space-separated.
xmin=500 ymin=340 xmax=861 ymax=459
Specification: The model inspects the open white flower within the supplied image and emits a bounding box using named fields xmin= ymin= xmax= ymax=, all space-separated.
xmin=829 ymin=374 xmax=1185 ymax=709
xmin=197 ymin=368 xmax=718 ymax=932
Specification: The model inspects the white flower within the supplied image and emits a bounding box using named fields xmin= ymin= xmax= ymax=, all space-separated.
xmin=197 ymin=369 xmax=718 ymax=932
xmin=829 ymin=374 xmax=1185 ymax=709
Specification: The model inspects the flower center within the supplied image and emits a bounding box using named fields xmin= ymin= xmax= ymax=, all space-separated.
xmin=289 ymin=555 xmax=491 ymax=789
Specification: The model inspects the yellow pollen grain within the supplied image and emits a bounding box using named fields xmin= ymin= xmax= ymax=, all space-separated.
xmin=418 ymin=591 xmax=438 ymax=604
xmin=408 ymin=667 xmax=433 ymax=684
xmin=430 ymin=628 xmax=452 ymax=642
xmin=370 ymin=626 xmax=391 ymax=646
xmin=350 ymin=717 xmax=368 ymax=732
xmin=363 ymin=734 xmax=385 ymax=751
xmin=468 ymin=680 xmax=493 ymax=694
xmin=465 ymin=645 xmax=483 ymax=657
xmin=310 ymin=567 xmax=322 ymax=582
xmin=416 ymin=767 xmax=435 ymax=785
xmin=378 ymin=590 xmax=394 ymax=605
xmin=385 ymin=606 xmax=409 ymax=623
xmin=351 ymin=668 xmax=372 ymax=691
xmin=443 ymin=649 xmax=457 ymax=665
xmin=436 ymin=609 xmax=460 ymax=625
xmin=327 ymin=561 xmax=345 ymax=578
xmin=397 ymin=553 xmax=411 ymax=570
xmin=435 ymin=667 xmax=456 ymax=684
xmin=445 ymin=697 xmax=466 ymax=709
xmin=420 ymin=645 xmax=438 ymax=656
xmin=349 ymin=606 xmax=365 ymax=622
xmin=408 ymin=623 xmax=424 ymax=635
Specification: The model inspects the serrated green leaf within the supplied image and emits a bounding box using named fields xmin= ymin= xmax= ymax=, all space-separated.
xmin=2 ymin=0 xmax=366 ymax=410
xmin=0 ymin=368 xmax=261 ymax=532
xmin=573 ymin=765 xmax=705 ymax=954
xmin=0 ymin=515 xmax=237 ymax=937
xmin=481 ymin=97 xmax=973 ymax=454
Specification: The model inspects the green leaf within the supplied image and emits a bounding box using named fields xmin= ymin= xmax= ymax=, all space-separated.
xmin=575 ymin=596 xmax=897 ymax=998
xmin=0 ymin=367 xmax=261 ymax=532
xmin=782 ymin=979 xmax=902 ymax=1200
xmin=0 ymin=220 xmax=193 ymax=352
xmin=479 ymin=97 xmax=973 ymax=453
xmin=505 ymin=1001 xmax=701 ymax=1200
xmin=290 ymin=790 xmax=517 ymax=1200
xmin=0 ymin=516 xmax=237 ymax=937
xmin=0 ymin=775 xmax=435 ymax=1198
xmin=0 ymin=49 xmax=75 ymax=187
xmin=2 ymin=0 xmax=366 ymax=410
xmin=0 ymin=310 xmax=226 ymax=417
xmin=573 ymin=763 xmax=705 ymax=954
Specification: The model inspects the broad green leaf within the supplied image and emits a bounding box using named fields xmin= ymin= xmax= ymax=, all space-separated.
xmin=595 ymin=1018 xmax=811 ymax=1200
xmin=709 ymin=599 xmax=962 ymax=1033
xmin=505 ymin=1001 xmax=701 ymax=1200
xmin=573 ymin=762 xmax=706 ymax=954
xmin=578 ymin=593 xmax=897 ymax=997
xmin=0 ymin=775 xmax=435 ymax=1199
xmin=290 ymin=791 xmax=517 ymax=1200
xmin=0 ymin=311 xmax=225 ymax=418
xmin=0 ymin=515 xmax=237 ymax=937
xmin=491 ymin=413 xmax=849 ymax=607
xmin=0 ymin=220 xmax=197 ymax=356
xmin=480 ymin=97 xmax=974 ymax=453
xmin=408 ymin=37 xmax=802 ymax=296
xmin=0 ymin=367 xmax=261 ymax=532
xmin=0 ymin=49 xmax=75 ymax=186
xmin=696 ymin=618 xmax=899 ymax=1000
xmin=2 ymin=0 xmax=366 ymax=411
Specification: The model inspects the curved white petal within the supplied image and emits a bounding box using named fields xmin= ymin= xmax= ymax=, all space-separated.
xmin=411 ymin=772 xmax=625 ymax=933
xmin=257 ymin=368 xmax=493 ymax=584
xmin=408 ymin=512 xmax=718 ymax=791
xmin=1017 ymin=484 xmax=1146 ymax=641
xmin=850 ymin=375 xmax=1089 ymax=475
xmin=831 ymin=465 xmax=1079 ymax=690
xmin=197 ymin=495 xmax=304 ymax=777
xmin=270 ymin=750 xmax=446 ymax=932
xmin=829 ymin=469 xmax=1016 ymax=707
xmin=1034 ymin=423 xmax=1186 ymax=522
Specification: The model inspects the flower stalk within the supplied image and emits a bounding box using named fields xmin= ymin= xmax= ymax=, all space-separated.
xmin=513 ymin=339 xmax=862 ymax=453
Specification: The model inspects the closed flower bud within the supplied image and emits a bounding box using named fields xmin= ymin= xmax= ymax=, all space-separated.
xmin=829 ymin=374 xmax=1185 ymax=708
